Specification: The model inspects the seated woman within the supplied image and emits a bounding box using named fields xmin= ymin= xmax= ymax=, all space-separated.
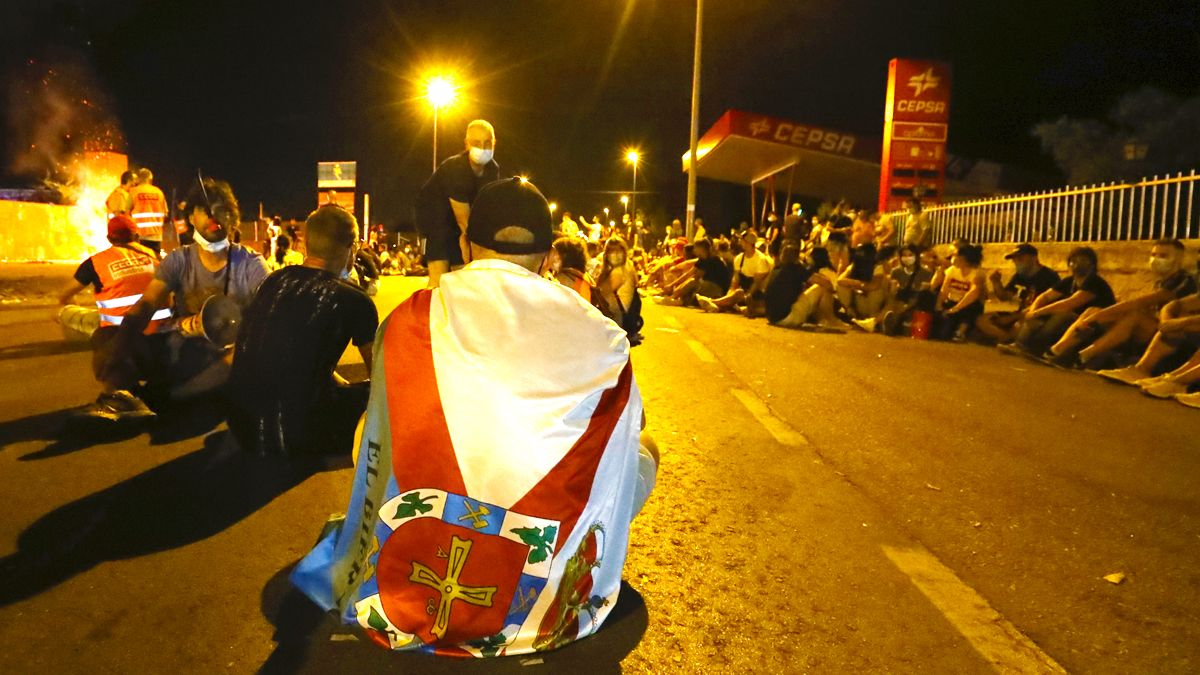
xmin=837 ymin=243 xmax=888 ymax=329
xmin=879 ymin=244 xmax=935 ymax=335
xmin=775 ymin=247 xmax=842 ymax=331
xmin=764 ymin=243 xmax=811 ymax=324
xmin=932 ymin=244 xmax=986 ymax=341
xmin=595 ymin=237 xmax=643 ymax=345
xmin=548 ymin=236 xmax=596 ymax=302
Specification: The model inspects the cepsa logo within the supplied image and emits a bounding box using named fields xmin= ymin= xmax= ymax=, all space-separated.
xmin=890 ymin=60 xmax=951 ymax=122
xmin=749 ymin=118 xmax=857 ymax=155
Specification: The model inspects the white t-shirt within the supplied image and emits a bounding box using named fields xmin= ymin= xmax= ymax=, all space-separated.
xmin=734 ymin=250 xmax=774 ymax=280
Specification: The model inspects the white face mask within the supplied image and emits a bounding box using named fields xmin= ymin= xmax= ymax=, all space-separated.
xmin=194 ymin=231 xmax=229 ymax=253
xmin=469 ymin=147 xmax=494 ymax=165
xmin=1150 ymin=257 xmax=1177 ymax=275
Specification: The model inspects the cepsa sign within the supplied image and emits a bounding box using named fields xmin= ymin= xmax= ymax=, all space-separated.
xmin=879 ymin=59 xmax=952 ymax=212
xmin=732 ymin=111 xmax=866 ymax=160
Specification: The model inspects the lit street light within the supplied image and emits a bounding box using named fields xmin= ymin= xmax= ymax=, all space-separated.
xmin=548 ymin=201 xmax=558 ymax=216
xmin=625 ymin=150 xmax=640 ymax=228
xmin=619 ymin=194 xmax=629 ymax=213
xmin=426 ymin=75 xmax=457 ymax=172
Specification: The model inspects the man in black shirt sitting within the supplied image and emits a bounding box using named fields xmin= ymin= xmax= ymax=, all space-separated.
xmin=414 ymin=119 xmax=500 ymax=287
xmin=226 ymin=205 xmax=379 ymax=458
xmin=978 ymin=243 xmax=1061 ymax=344
xmin=654 ymin=238 xmax=729 ymax=306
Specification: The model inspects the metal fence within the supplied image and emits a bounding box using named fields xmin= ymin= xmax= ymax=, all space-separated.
xmin=887 ymin=170 xmax=1199 ymax=246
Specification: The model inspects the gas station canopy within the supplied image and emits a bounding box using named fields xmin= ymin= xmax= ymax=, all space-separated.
xmin=682 ymin=110 xmax=882 ymax=207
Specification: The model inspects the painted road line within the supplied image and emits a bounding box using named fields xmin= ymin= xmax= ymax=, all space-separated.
xmin=662 ymin=314 xmax=683 ymax=330
xmin=685 ymin=338 xmax=717 ymax=363
xmin=730 ymin=389 xmax=808 ymax=447
xmin=882 ymin=545 xmax=1066 ymax=674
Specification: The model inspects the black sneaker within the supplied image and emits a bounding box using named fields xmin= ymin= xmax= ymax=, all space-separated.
xmin=881 ymin=310 xmax=898 ymax=336
xmin=1046 ymin=351 xmax=1083 ymax=370
xmin=84 ymin=390 xmax=157 ymax=422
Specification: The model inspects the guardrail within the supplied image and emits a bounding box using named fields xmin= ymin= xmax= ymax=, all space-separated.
xmin=887 ymin=170 xmax=1199 ymax=245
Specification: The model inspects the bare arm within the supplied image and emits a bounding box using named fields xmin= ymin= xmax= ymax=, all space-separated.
xmin=358 ymin=342 xmax=373 ymax=373
xmin=449 ymin=199 xmax=470 ymax=234
xmin=57 ymin=280 xmax=88 ymax=306
xmin=1086 ymin=289 xmax=1175 ymax=324
xmin=1029 ymin=290 xmax=1096 ymax=317
xmin=948 ymin=273 xmax=985 ymax=313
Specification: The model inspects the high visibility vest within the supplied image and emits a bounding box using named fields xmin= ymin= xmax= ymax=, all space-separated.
xmin=91 ymin=245 xmax=172 ymax=331
xmin=129 ymin=184 xmax=167 ymax=241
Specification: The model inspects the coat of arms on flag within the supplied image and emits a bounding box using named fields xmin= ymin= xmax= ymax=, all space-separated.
xmin=348 ymin=488 xmax=562 ymax=656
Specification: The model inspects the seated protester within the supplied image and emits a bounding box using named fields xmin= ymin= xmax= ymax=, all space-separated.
xmin=1045 ymin=239 xmax=1197 ymax=369
xmin=928 ymin=238 xmax=968 ymax=296
xmin=775 ymin=247 xmax=841 ymax=329
xmin=226 ymin=205 xmax=379 ymax=458
xmin=1011 ymin=246 xmax=1115 ymax=356
xmin=714 ymin=236 xmax=736 ymax=269
xmin=656 ymin=238 xmax=729 ymax=306
xmin=268 ymin=233 xmax=305 ymax=271
xmin=85 ymin=178 xmax=270 ymax=421
xmin=1098 ymin=293 xmax=1200 ymax=396
xmin=879 ymin=244 xmax=935 ymax=336
xmin=57 ymin=214 xmax=167 ymax=334
xmin=764 ymin=242 xmax=812 ymax=324
xmin=696 ymin=230 xmax=774 ymax=316
xmin=595 ymin=236 xmax=644 ymax=345
xmin=585 ymin=240 xmax=603 ymax=280
xmin=290 ymin=177 xmax=657 ymax=657
xmin=838 ymin=243 xmax=888 ymax=328
xmin=641 ymin=237 xmax=685 ymax=290
xmin=977 ymin=243 xmax=1061 ymax=344
xmin=547 ymin=236 xmax=596 ymax=302
xmin=824 ymin=231 xmax=851 ymax=275
xmin=932 ymin=244 xmax=986 ymax=341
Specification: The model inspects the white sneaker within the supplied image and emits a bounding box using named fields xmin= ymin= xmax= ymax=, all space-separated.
xmin=1097 ymin=367 xmax=1150 ymax=386
xmin=851 ymin=318 xmax=876 ymax=333
xmin=1141 ymin=379 xmax=1188 ymax=399
xmin=696 ymin=296 xmax=719 ymax=313
xmin=1173 ymin=391 xmax=1200 ymax=409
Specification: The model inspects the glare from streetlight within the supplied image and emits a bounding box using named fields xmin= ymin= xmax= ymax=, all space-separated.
xmin=426 ymin=76 xmax=456 ymax=108
xmin=620 ymin=195 xmax=629 ymax=205
xmin=625 ymin=149 xmax=641 ymax=165
xmin=548 ymin=201 xmax=558 ymax=213
xmin=603 ymin=207 xmax=610 ymax=216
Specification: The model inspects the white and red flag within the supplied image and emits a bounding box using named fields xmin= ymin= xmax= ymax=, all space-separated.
xmin=291 ymin=259 xmax=652 ymax=657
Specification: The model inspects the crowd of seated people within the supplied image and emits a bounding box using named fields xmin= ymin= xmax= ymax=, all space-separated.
xmin=623 ymin=199 xmax=1200 ymax=410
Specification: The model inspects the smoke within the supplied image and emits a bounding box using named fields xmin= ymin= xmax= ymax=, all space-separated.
xmin=6 ymin=49 xmax=124 ymax=184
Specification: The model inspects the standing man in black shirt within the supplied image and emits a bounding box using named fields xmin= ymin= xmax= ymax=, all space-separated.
xmin=414 ymin=119 xmax=500 ymax=287
xmin=226 ymin=204 xmax=379 ymax=458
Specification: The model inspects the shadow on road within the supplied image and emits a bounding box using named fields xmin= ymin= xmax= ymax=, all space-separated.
xmin=258 ymin=562 xmax=648 ymax=674
xmin=0 ymin=430 xmax=335 ymax=607
xmin=0 ymin=339 xmax=91 ymax=361
xmin=0 ymin=397 xmax=227 ymax=461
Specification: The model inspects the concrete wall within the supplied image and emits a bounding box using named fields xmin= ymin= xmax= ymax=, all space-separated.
xmin=952 ymin=239 xmax=1200 ymax=302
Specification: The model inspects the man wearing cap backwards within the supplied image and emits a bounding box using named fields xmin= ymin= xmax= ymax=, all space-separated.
xmin=57 ymin=214 xmax=170 ymax=341
xmin=415 ymin=119 xmax=500 ymax=288
xmin=977 ymin=243 xmax=1061 ymax=344
xmin=291 ymin=178 xmax=658 ymax=658
xmin=84 ymin=178 xmax=269 ymax=422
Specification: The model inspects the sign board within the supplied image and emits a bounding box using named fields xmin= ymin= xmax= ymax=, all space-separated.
xmin=317 ymin=161 xmax=357 ymax=189
xmin=730 ymin=111 xmax=873 ymax=162
xmin=879 ymin=59 xmax=952 ymax=212
xmin=318 ymin=189 xmax=355 ymax=212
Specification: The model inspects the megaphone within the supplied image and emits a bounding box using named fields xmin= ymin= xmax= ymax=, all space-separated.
xmin=177 ymin=294 xmax=242 ymax=349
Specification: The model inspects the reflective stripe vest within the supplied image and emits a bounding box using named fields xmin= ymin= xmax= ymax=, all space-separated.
xmin=129 ymin=184 xmax=167 ymax=241
xmin=91 ymin=245 xmax=171 ymax=332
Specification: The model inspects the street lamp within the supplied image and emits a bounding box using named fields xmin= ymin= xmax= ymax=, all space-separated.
xmin=625 ymin=149 xmax=640 ymax=224
xmin=603 ymin=207 xmax=609 ymax=219
xmin=548 ymin=201 xmax=558 ymax=216
xmin=426 ymin=75 xmax=457 ymax=172
xmin=619 ymin=195 xmax=629 ymax=213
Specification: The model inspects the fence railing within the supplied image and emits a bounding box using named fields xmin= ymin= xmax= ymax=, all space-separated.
xmin=886 ymin=169 xmax=1199 ymax=246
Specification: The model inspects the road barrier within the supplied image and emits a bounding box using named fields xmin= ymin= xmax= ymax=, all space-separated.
xmin=887 ymin=170 xmax=1199 ymax=245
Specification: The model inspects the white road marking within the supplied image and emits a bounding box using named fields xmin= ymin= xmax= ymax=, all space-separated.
xmin=730 ymin=389 xmax=808 ymax=446
xmin=663 ymin=314 xmax=683 ymax=329
xmin=882 ymin=545 xmax=1066 ymax=674
xmin=685 ymin=338 xmax=717 ymax=363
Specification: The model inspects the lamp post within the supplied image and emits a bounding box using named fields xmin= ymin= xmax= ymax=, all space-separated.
xmin=686 ymin=0 xmax=703 ymax=241
xmin=625 ymin=150 xmax=640 ymax=225
xmin=426 ymin=76 xmax=456 ymax=172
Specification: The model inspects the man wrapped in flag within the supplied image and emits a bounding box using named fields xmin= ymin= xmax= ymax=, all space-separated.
xmin=291 ymin=177 xmax=658 ymax=657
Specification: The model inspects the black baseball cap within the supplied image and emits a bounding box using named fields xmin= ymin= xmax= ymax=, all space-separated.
xmin=466 ymin=178 xmax=553 ymax=254
xmin=1004 ymin=243 xmax=1038 ymax=259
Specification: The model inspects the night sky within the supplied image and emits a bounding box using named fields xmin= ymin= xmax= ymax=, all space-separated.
xmin=4 ymin=0 xmax=1199 ymax=230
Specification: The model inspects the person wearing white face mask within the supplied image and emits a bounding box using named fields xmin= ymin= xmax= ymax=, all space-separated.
xmin=414 ymin=119 xmax=500 ymax=288
xmin=977 ymin=243 xmax=1061 ymax=344
xmin=85 ymin=177 xmax=270 ymax=422
xmin=1045 ymin=239 xmax=1197 ymax=370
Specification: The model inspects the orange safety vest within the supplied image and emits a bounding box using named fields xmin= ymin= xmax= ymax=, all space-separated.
xmin=129 ymin=184 xmax=167 ymax=241
xmin=91 ymin=244 xmax=172 ymax=332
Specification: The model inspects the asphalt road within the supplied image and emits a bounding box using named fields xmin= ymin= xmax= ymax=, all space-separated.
xmin=0 ymin=272 xmax=1197 ymax=673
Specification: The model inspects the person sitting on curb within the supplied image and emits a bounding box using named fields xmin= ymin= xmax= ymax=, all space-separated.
xmin=1044 ymin=239 xmax=1196 ymax=369
xmin=655 ymin=238 xmax=729 ymax=307
xmin=838 ymin=243 xmax=887 ymax=331
xmin=84 ymin=178 xmax=270 ymax=422
xmin=697 ymin=230 xmax=773 ymax=316
xmin=932 ymin=244 xmax=986 ymax=342
xmin=764 ymin=242 xmax=813 ymax=325
xmin=976 ymin=243 xmax=1061 ymax=344
xmin=878 ymin=244 xmax=935 ymax=336
xmin=225 ymin=205 xmax=379 ymax=459
xmin=1005 ymin=247 xmax=1115 ymax=358
xmin=1096 ymin=290 xmax=1200 ymax=396
xmin=774 ymin=247 xmax=843 ymax=331
xmin=289 ymin=177 xmax=657 ymax=657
